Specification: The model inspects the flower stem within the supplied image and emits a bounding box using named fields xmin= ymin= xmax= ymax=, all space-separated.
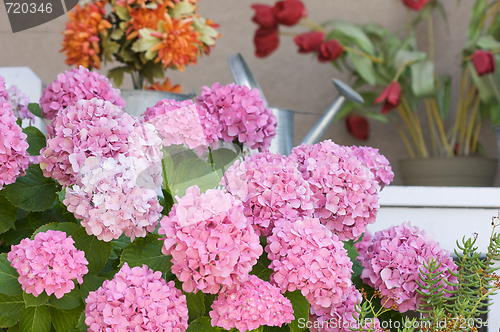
xmin=343 ymin=46 xmax=385 ymax=63
xmin=424 ymin=99 xmax=438 ymax=156
xmin=396 ymin=122 xmax=416 ymax=158
xmin=299 ymin=17 xmax=328 ymax=33
xmin=430 ymin=98 xmax=454 ymax=156
xmin=464 ymin=95 xmax=481 ymax=156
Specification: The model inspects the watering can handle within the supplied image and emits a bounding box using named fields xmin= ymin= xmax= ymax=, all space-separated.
xmin=300 ymin=79 xmax=364 ymax=145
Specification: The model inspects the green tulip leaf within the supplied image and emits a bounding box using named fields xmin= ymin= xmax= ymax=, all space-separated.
xmin=348 ymin=51 xmax=377 ymax=86
xmin=410 ymin=60 xmax=436 ymax=97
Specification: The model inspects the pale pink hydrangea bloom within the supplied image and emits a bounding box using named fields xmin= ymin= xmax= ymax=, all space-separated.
xmin=64 ymin=155 xmax=162 ymax=242
xmin=266 ymin=218 xmax=353 ymax=312
xmin=7 ymin=85 xmax=34 ymax=122
xmin=39 ymin=66 xmax=125 ymax=120
xmin=0 ymin=97 xmax=30 ymax=190
xmin=221 ymin=151 xmax=315 ymax=236
xmin=310 ymin=285 xmax=362 ymax=332
xmin=127 ymin=121 xmax=164 ymax=190
xmin=351 ymin=146 xmax=394 ymax=189
xmin=0 ymin=76 xmax=9 ymax=100
xmin=7 ymin=230 xmax=89 ymax=299
xmin=159 ymin=185 xmax=263 ymax=294
xmin=355 ymin=222 xmax=458 ymax=312
xmin=289 ymin=140 xmax=379 ymax=241
xmin=144 ymin=99 xmax=216 ymax=153
xmin=85 ymin=263 xmax=188 ymax=332
xmin=40 ymin=98 xmax=137 ymax=187
xmin=210 ymin=275 xmax=294 ymax=332
xmin=196 ymin=82 xmax=277 ymax=151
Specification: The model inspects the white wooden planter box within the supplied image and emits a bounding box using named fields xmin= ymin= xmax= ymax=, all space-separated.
xmin=369 ymin=186 xmax=500 ymax=332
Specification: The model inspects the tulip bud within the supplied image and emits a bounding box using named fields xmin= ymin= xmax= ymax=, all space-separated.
xmin=273 ymin=0 xmax=306 ymax=26
xmin=345 ymin=114 xmax=370 ymax=140
xmin=251 ymin=4 xmax=278 ymax=29
xmin=318 ymin=39 xmax=344 ymax=62
xmin=472 ymin=50 xmax=496 ymax=76
xmin=254 ymin=27 xmax=280 ymax=58
xmin=374 ymin=82 xmax=402 ymax=114
xmin=294 ymin=31 xmax=325 ymax=53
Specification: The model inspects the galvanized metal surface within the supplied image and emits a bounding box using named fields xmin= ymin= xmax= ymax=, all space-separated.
xmin=121 ymin=89 xmax=195 ymax=117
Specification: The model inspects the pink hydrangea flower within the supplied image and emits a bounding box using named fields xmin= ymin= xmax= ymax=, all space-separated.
xmin=7 ymin=230 xmax=89 ymax=299
xmin=0 ymin=76 xmax=9 ymax=100
xmin=85 ymin=263 xmax=188 ymax=332
xmin=7 ymin=85 xmax=34 ymax=122
xmin=144 ymin=99 xmax=218 ymax=152
xmin=289 ymin=140 xmax=379 ymax=241
xmin=196 ymin=82 xmax=277 ymax=151
xmin=355 ymin=222 xmax=458 ymax=312
xmin=310 ymin=285 xmax=362 ymax=332
xmin=64 ymin=155 xmax=162 ymax=242
xmin=266 ymin=218 xmax=353 ymax=312
xmin=351 ymin=146 xmax=394 ymax=189
xmin=221 ymin=151 xmax=315 ymax=236
xmin=39 ymin=98 xmax=137 ymax=187
xmin=39 ymin=66 xmax=125 ymax=120
xmin=159 ymin=186 xmax=263 ymax=294
xmin=0 ymin=97 xmax=30 ymax=190
xmin=210 ymin=275 xmax=294 ymax=331
xmin=127 ymin=121 xmax=164 ymax=190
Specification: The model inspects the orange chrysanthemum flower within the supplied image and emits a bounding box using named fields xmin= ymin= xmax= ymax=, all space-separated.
xmin=145 ymin=77 xmax=182 ymax=93
xmin=150 ymin=15 xmax=202 ymax=71
xmin=125 ymin=4 xmax=170 ymax=40
xmin=61 ymin=2 xmax=111 ymax=69
xmin=116 ymin=0 xmax=173 ymax=9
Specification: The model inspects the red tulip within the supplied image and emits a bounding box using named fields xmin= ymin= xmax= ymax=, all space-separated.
xmin=251 ymin=4 xmax=278 ymax=29
xmin=345 ymin=114 xmax=370 ymax=140
xmin=254 ymin=27 xmax=280 ymax=58
xmin=402 ymin=0 xmax=430 ymax=11
xmin=294 ymin=31 xmax=325 ymax=53
xmin=472 ymin=50 xmax=496 ymax=76
xmin=318 ymin=39 xmax=344 ymax=62
xmin=273 ymin=0 xmax=306 ymax=26
xmin=374 ymin=82 xmax=402 ymax=114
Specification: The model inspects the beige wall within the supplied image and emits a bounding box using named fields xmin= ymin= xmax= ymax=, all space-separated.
xmin=1 ymin=0 xmax=499 ymax=185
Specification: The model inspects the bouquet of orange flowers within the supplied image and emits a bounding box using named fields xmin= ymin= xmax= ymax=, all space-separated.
xmin=61 ymin=0 xmax=220 ymax=90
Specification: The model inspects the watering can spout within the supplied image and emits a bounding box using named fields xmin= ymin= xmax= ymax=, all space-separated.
xmin=300 ymin=79 xmax=364 ymax=145
xmin=227 ymin=53 xmax=364 ymax=155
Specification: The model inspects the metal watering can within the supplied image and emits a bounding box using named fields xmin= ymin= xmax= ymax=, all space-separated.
xmin=227 ymin=53 xmax=364 ymax=155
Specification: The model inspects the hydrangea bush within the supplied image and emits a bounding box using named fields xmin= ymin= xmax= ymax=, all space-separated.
xmin=0 ymin=70 xmax=499 ymax=332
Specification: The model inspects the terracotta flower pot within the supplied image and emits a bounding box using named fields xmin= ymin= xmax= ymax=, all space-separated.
xmin=399 ymin=157 xmax=498 ymax=187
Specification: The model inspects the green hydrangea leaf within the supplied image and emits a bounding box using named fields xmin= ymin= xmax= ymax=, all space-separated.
xmin=286 ymin=290 xmax=310 ymax=332
xmin=1 ymin=165 xmax=57 ymax=212
xmin=23 ymin=292 xmax=49 ymax=308
xmin=0 ymin=254 xmax=22 ymax=296
xmin=0 ymin=195 xmax=18 ymax=234
xmin=71 ymin=228 xmax=112 ymax=275
xmin=0 ymin=293 xmax=23 ymax=328
xmin=22 ymin=126 xmax=46 ymax=156
xmin=49 ymin=304 xmax=84 ymax=332
xmin=120 ymin=234 xmax=172 ymax=273
xmin=19 ymin=305 xmax=51 ymax=332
